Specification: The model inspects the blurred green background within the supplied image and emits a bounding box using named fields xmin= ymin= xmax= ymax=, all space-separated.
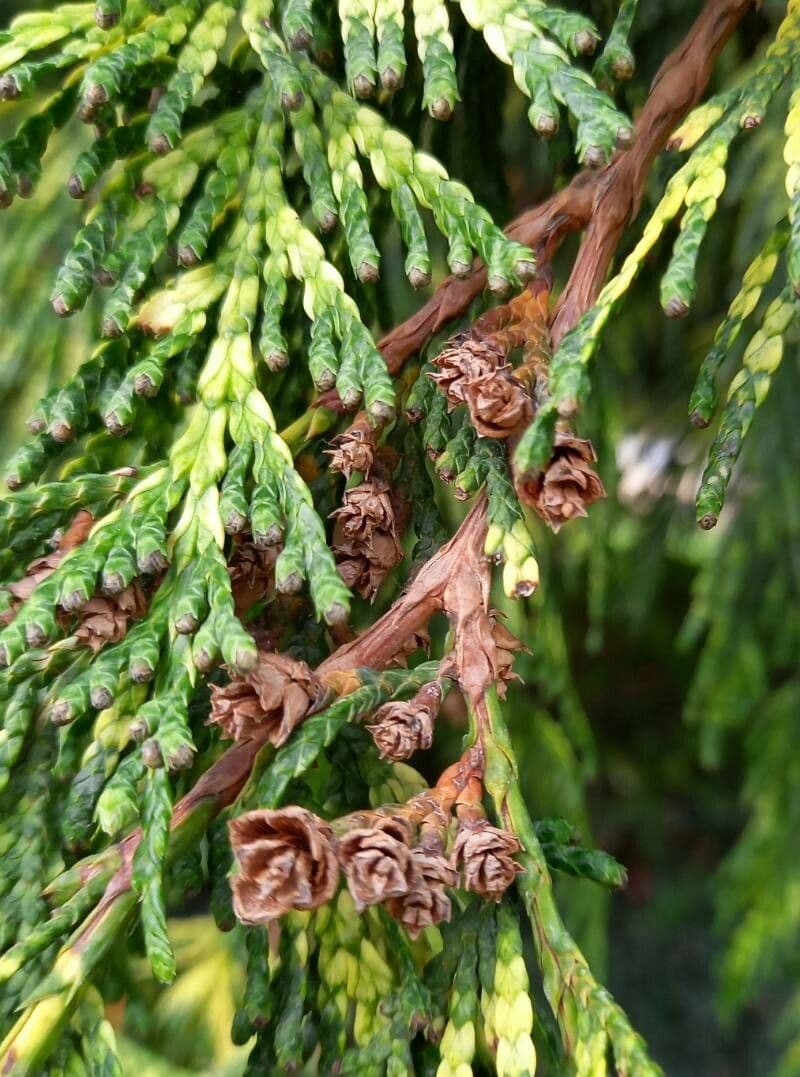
xmin=1 ymin=1 xmax=798 ymax=1074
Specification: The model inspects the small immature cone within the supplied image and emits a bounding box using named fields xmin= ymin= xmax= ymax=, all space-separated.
xmin=331 ymin=479 xmax=404 ymax=600
xmin=73 ymin=583 xmax=148 ymax=652
xmin=326 ymin=413 xmax=379 ymax=478
xmin=452 ymin=819 xmax=523 ymax=901
xmin=228 ymin=538 xmax=276 ymax=614
xmin=337 ymin=815 xmax=417 ymax=911
xmin=367 ymin=681 xmax=441 ymax=760
xmin=385 ymin=834 xmax=457 ymax=938
xmin=229 ymin=807 xmax=339 ymax=924
xmin=462 ymin=366 xmax=533 ymax=439
xmin=430 ymin=335 xmax=505 ymax=408
xmin=517 ymin=431 xmax=606 ymax=532
xmin=208 ymin=652 xmax=321 ymax=746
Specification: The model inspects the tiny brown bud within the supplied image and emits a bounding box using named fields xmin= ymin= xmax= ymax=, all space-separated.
xmin=141 ymin=738 xmax=164 ymax=768
xmin=430 ymin=98 xmax=453 ymax=121
xmin=67 ymin=175 xmax=86 ymax=199
xmin=149 ymin=133 xmax=172 ymax=156
xmin=408 ymin=266 xmax=431 ymax=289
xmin=353 ymin=75 xmax=375 ymax=99
xmin=50 ymin=701 xmax=73 ymax=726
xmin=166 ymin=743 xmax=195 ymax=771
xmin=90 ymin=685 xmax=114 ymax=711
xmin=358 ymin=260 xmax=380 ymax=284
xmin=128 ymin=717 xmax=149 ymax=742
xmin=584 ymin=145 xmax=608 ymax=169
xmin=280 ymin=88 xmax=305 ymax=110
xmin=129 ymin=659 xmax=155 ymax=684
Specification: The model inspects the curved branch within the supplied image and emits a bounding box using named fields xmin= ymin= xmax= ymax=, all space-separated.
xmin=377 ymin=0 xmax=753 ymax=365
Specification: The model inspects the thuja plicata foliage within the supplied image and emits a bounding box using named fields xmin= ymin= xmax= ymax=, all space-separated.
xmin=0 ymin=0 xmax=796 ymax=1073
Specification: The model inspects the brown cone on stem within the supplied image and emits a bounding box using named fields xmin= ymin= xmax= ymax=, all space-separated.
xmin=208 ymin=651 xmax=322 ymax=745
xmin=229 ymin=807 xmax=339 ymax=924
xmin=385 ymin=834 xmax=457 ymax=938
xmin=452 ymin=818 xmax=523 ymax=901
xmin=326 ymin=413 xmax=379 ymax=479
xmin=429 ymin=335 xmax=505 ymax=408
xmin=228 ymin=538 xmax=276 ymax=614
xmin=73 ymin=583 xmax=148 ymax=652
xmin=517 ymin=431 xmax=606 ymax=532
xmin=337 ymin=815 xmax=417 ymax=911
xmin=331 ymin=479 xmax=405 ymax=600
xmin=462 ymin=365 xmax=533 ymax=439
xmin=367 ymin=681 xmax=441 ymax=760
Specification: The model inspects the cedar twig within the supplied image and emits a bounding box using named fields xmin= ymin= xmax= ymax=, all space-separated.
xmin=360 ymin=0 xmax=754 ymax=373
xmin=87 ymin=0 xmax=754 ymax=878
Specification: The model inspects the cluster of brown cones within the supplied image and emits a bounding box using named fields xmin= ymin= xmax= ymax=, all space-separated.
xmin=229 ymin=802 xmax=522 ymax=939
xmin=429 ymin=277 xmax=606 ymax=532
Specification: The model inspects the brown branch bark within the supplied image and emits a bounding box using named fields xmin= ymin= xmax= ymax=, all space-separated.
xmin=550 ymin=0 xmax=754 ymax=344
xmin=377 ymin=0 xmax=753 ymax=363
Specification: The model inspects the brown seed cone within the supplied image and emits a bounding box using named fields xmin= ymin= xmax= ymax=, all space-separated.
xmin=208 ymin=651 xmax=321 ymax=745
xmin=367 ymin=682 xmax=441 ymax=761
xmin=517 ymin=431 xmax=606 ymax=532
xmin=452 ymin=818 xmax=523 ymax=901
xmin=429 ymin=335 xmax=505 ymax=409
xmin=385 ymin=839 xmax=457 ymax=938
xmin=462 ymin=366 xmax=533 ymax=439
xmin=337 ymin=815 xmax=417 ymax=911
xmin=326 ymin=414 xmax=379 ymax=478
xmin=229 ymin=807 xmax=339 ymax=924
xmin=73 ymin=583 xmax=148 ymax=653
xmin=331 ymin=479 xmax=404 ymax=600
xmin=2 ymin=510 xmax=95 ymax=615
xmin=228 ymin=539 xmax=276 ymax=614
xmin=331 ymin=479 xmax=398 ymax=547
